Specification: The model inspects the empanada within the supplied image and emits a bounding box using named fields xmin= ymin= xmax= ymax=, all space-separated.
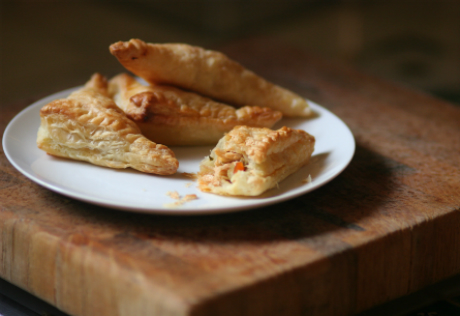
xmin=108 ymin=73 xmax=282 ymax=146
xmin=109 ymin=39 xmax=312 ymax=117
xmin=37 ymin=73 xmax=179 ymax=175
xmin=198 ymin=125 xmax=315 ymax=196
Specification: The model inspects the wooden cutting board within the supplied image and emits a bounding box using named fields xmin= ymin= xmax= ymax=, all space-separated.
xmin=1 ymin=37 xmax=460 ymax=316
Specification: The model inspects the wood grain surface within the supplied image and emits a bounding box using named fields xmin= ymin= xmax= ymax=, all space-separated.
xmin=1 ymin=37 xmax=460 ymax=316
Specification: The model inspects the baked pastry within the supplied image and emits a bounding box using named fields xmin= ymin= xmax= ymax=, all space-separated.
xmin=109 ymin=39 xmax=312 ymax=117
xmin=198 ymin=125 xmax=315 ymax=196
xmin=108 ymin=73 xmax=283 ymax=146
xmin=37 ymin=73 xmax=179 ymax=175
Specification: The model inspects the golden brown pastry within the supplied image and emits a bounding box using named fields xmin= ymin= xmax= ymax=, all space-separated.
xmin=198 ymin=125 xmax=315 ymax=196
xmin=109 ymin=39 xmax=312 ymax=117
xmin=37 ymin=73 xmax=179 ymax=175
xmin=108 ymin=73 xmax=283 ymax=146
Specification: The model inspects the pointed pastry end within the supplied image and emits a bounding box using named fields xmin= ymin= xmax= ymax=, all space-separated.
xmin=85 ymin=73 xmax=108 ymax=95
xmin=109 ymin=39 xmax=147 ymax=61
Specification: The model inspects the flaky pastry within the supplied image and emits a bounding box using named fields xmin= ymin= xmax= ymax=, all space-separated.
xmin=37 ymin=73 xmax=179 ymax=175
xmin=198 ymin=125 xmax=315 ymax=196
xmin=108 ymin=73 xmax=282 ymax=146
xmin=109 ymin=39 xmax=312 ymax=117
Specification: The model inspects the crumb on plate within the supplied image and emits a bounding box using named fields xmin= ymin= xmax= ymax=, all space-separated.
xmin=166 ymin=191 xmax=180 ymax=200
xmin=164 ymin=192 xmax=199 ymax=208
xmin=302 ymin=174 xmax=312 ymax=184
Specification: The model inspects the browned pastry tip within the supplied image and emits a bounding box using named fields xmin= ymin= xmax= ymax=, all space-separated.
xmin=84 ymin=73 xmax=109 ymax=96
xmin=109 ymin=39 xmax=148 ymax=62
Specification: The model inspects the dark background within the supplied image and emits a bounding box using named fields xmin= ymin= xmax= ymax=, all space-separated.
xmin=1 ymin=0 xmax=459 ymax=106
xmin=1 ymin=2 xmax=460 ymax=316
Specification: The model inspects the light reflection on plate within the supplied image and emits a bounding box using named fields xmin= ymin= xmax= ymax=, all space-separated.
xmin=2 ymin=87 xmax=355 ymax=215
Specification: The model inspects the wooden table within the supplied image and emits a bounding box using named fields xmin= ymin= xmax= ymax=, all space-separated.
xmin=1 ymin=37 xmax=460 ymax=316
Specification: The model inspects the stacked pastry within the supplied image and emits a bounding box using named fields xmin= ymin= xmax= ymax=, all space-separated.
xmin=37 ymin=39 xmax=316 ymax=196
xmin=107 ymin=73 xmax=282 ymax=146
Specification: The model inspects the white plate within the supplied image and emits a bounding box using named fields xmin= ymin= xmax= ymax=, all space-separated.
xmin=2 ymin=87 xmax=355 ymax=215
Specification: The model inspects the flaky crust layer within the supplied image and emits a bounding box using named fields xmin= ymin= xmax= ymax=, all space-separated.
xmin=37 ymin=73 xmax=179 ymax=175
xmin=109 ymin=39 xmax=312 ymax=117
xmin=108 ymin=73 xmax=282 ymax=146
xmin=198 ymin=125 xmax=315 ymax=196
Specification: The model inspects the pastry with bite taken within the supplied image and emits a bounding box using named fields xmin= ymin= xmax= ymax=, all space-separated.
xmin=198 ymin=125 xmax=315 ymax=196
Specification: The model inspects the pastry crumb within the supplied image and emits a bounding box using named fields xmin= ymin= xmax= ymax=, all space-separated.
xmin=183 ymin=194 xmax=198 ymax=202
xmin=164 ymin=192 xmax=198 ymax=208
xmin=185 ymin=182 xmax=193 ymax=188
xmin=166 ymin=191 xmax=180 ymax=200
xmin=302 ymin=174 xmax=312 ymax=184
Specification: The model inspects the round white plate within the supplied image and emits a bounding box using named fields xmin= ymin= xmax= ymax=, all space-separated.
xmin=2 ymin=87 xmax=355 ymax=215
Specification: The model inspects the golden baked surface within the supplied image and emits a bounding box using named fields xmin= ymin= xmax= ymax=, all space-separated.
xmin=109 ymin=39 xmax=312 ymax=117
xmin=198 ymin=125 xmax=315 ymax=196
xmin=37 ymin=73 xmax=179 ymax=175
xmin=35 ymin=39 xmax=316 ymax=191
xmin=108 ymin=73 xmax=282 ymax=146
